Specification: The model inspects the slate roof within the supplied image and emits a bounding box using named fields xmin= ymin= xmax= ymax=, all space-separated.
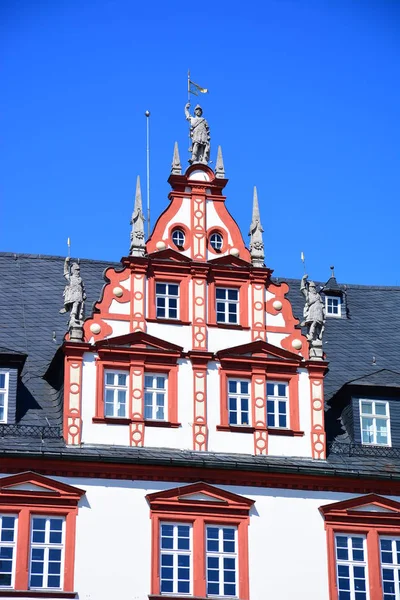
xmin=1 ymin=252 xmax=400 ymax=478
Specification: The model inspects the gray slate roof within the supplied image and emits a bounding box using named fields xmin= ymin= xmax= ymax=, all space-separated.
xmin=1 ymin=252 xmax=400 ymax=478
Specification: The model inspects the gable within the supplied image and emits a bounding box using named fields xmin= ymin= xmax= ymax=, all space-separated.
xmin=0 ymin=471 xmax=85 ymax=505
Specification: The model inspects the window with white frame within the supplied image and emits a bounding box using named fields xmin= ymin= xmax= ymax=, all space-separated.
xmin=144 ymin=374 xmax=167 ymax=421
xmin=216 ymin=288 xmax=239 ymax=324
xmin=156 ymin=283 xmax=179 ymax=320
xmin=0 ymin=514 xmax=16 ymax=588
xmin=160 ymin=523 xmax=191 ymax=595
xmin=325 ymin=295 xmax=341 ymax=317
xmin=228 ymin=379 xmax=250 ymax=426
xmin=360 ymin=399 xmax=390 ymax=446
xmin=0 ymin=371 xmax=9 ymax=423
xmin=380 ymin=536 xmax=400 ymax=599
xmin=29 ymin=516 xmax=65 ymax=590
xmin=210 ymin=232 xmax=223 ymax=252
xmin=335 ymin=534 xmax=368 ymax=600
xmin=172 ymin=229 xmax=185 ymax=248
xmin=104 ymin=371 xmax=128 ymax=418
xmin=267 ymin=382 xmax=288 ymax=429
xmin=206 ymin=525 xmax=237 ymax=597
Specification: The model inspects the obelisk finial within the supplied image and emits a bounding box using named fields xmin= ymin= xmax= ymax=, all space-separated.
xmin=215 ymin=146 xmax=225 ymax=178
xmin=171 ymin=142 xmax=182 ymax=175
xmin=249 ymin=186 xmax=265 ymax=268
xmin=130 ymin=175 xmax=146 ymax=257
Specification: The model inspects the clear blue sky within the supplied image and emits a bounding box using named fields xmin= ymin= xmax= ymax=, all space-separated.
xmin=2 ymin=0 xmax=400 ymax=285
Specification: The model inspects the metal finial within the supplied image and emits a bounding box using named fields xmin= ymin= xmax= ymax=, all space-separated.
xmin=215 ymin=146 xmax=225 ymax=178
xmin=171 ymin=142 xmax=182 ymax=175
xmin=330 ymin=265 xmax=335 ymax=277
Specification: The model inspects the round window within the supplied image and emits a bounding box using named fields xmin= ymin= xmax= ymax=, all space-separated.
xmin=210 ymin=232 xmax=223 ymax=251
xmin=172 ymin=229 xmax=185 ymax=248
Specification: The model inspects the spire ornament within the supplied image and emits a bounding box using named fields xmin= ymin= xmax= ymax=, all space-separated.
xmin=171 ymin=142 xmax=182 ymax=175
xmin=215 ymin=146 xmax=225 ymax=178
xmin=130 ymin=176 xmax=146 ymax=257
xmin=249 ymin=186 xmax=265 ymax=267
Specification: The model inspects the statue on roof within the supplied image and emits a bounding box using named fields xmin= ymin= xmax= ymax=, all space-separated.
xmin=184 ymin=103 xmax=210 ymax=165
xmin=60 ymin=257 xmax=86 ymax=339
xmin=300 ymin=274 xmax=325 ymax=359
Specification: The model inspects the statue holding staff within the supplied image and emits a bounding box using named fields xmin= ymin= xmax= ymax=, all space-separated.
xmin=184 ymin=103 xmax=210 ymax=165
xmin=59 ymin=257 xmax=86 ymax=326
xmin=300 ymin=274 xmax=325 ymax=343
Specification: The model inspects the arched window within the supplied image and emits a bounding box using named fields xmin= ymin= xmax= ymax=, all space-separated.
xmin=172 ymin=229 xmax=185 ymax=248
xmin=210 ymin=232 xmax=223 ymax=251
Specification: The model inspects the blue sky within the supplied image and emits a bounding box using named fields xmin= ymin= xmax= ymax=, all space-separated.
xmin=2 ymin=0 xmax=400 ymax=284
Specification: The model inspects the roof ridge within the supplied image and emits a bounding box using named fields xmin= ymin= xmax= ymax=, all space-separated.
xmin=0 ymin=252 xmax=121 ymax=266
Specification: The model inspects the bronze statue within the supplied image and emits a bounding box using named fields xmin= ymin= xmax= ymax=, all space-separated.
xmin=184 ymin=103 xmax=210 ymax=164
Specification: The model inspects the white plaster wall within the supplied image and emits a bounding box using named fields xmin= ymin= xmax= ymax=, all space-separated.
xmin=146 ymin=322 xmax=192 ymax=353
xmin=108 ymin=298 xmax=130 ymax=315
xmin=103 ymin=319 xmax=130 ymax=338
xmin=205 ymin=200 xmax=233 ymax=261
xmin=208 ymin=327 xmax=251 ymax=353
xmin=4 ymin=473 xmax=375 ymax=600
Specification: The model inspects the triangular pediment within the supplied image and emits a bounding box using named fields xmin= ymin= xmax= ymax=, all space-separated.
xmin=320 ymin=494 xmax=400 ymax=521
xmin=147 ymin=482 xmax=254 ymax=511
xmin=209 ymin=254 xmax=251 ymax=268
xmin=217 ymin=340 xmax=302 ymax=363
xmin=0 ymin=472 xmax=85 ymax=501
xmin=147 ymin=248 xmax=192 ymax=263
xmin=95 ymin=331 xmax=183 ymax=354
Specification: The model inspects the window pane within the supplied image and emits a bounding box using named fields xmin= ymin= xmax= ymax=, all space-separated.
xmin=267 ymin=383 xmax=274 ymax=396
xmin=156 ymin=283 xmax=166 ymax=294
xmin=0 ymin=374 xmax=6 ymax=388
xmin=361 ymin=402 xmax=373 ymax=415
xmin=227 ymin=289 xmax=238 ymax=301
xmin=105 ymin=372 xmax=114 ymax=385
xmin=278 ymin=384 xmax=287 ymax=396
xmin=376 ymin=403 xmax=387 ymax=415
xmin=117 ymin=374 xmax=127 ymax=386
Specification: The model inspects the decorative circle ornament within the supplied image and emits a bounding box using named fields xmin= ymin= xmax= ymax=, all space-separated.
xmin=292 ymin=339 xmax=302 ymax=350
xmin=272 ymin=300 xmax=283 ymax=311
xmin=230 ymin=247 xmax=240 ymax=257
xmin=113 ymin=286 xmax=123 ymax=297
xmin=156 ymin=241 xmax=166 ymax=251
xmin=90 ymin=323 xmax=101 ymax=335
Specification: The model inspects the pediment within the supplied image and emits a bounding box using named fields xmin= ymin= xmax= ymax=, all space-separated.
xmin=0 ymin=472 xmax=85 ymax=501
xmin=320 ymin=494 xmax=400 ymax=522
xmin=217 ymin=340 xmax=302 ymax=363
xmin=147 ymin=482 xmax=254 ymax=511
xmin=209 ymin=254 xmax=251 ymax=268
xmin=147 ymin=248 xmax=192 ymax=263
xmin=95 ymin=331 xmax=183 ymax=354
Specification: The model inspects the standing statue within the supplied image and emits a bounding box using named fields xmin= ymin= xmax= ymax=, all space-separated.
xmin=184 ymin=103 xmax=210 ymax=164
xmin=300 ymin=274 xmax=325 ymax=358
xmin=60 ymin=257 xmax=86 ymax=333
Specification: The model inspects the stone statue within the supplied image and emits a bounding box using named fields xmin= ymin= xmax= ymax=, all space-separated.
xmin=184 ymin=103 xmax=210 ymax=164
xmin=300 ymin=274 xmax=325 ymax=359
xmin=60 ymin=257 xmax=86 ymax=336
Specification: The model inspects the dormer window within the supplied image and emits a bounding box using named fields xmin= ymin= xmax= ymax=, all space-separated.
xmin=0 ymin=371 xmax=9 ymax=423
xmin=210 ymin=232 xmax=223 ymax=252
xmin=325 ymin=295 xmax=341 ymax=317
xmin=360 ymin=399 xmax=390 ymax=446
xmin=172 ymin=229 xmax=185 ymax=249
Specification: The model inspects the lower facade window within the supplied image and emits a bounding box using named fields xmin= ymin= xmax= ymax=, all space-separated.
xmin=206 ymin=526 xmax=237 ymax=597
xmin=335 ymin=534 xmax=367 ymax=600
xmin=267 ymin=382 xmax=288 ymax=428
xmin=104 ymin=370 xmax=128 ymax=418
xmin=360 ymin=399 xmax=390 ymax=446
xmin=380 ymin=537 xmax=400 ymax=599
xmin=156 ymin=283 xmax=179 ymax=320
xmin=145 ymin=374 xmax=167 ymax=421
xmin=216 ymin=288 xmax=239 ymax=324
xmin=228 ymin=379 xmax=250 ymax=426
xmin=0 ymin=514 xmax=16 ymax=588
xmin=160 ymin=523 xmax=191 ymax=594
xmin=30 ymin=516 xmax=65 ymax=590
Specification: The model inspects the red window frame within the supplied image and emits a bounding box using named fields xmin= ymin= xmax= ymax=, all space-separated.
xmin=0 ymin=472 xmax=84 ymax=598
xmin=147 ymin=482 xmax=253 ymax=600
xmin=320 ymin=493 xmax=400 ymax=600
xmin=208 ymin=277 xmax=249 ymax=329
xmin=147 ymin=270 xmax=190 ymax=325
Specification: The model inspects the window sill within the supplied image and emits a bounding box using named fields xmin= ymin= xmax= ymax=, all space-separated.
xmin=217 ymin=425 xmax=255 ymax=433
xmin=92 ymin=417 xmax=181 ymax=428
xmin=208 ymin=323 xmax=250 ymax=330
xmin=149 ymin=596 xmax=211 ymax=600
xmin=147 ymin=318 xmax=191 ymax=326
xmin=0 ymin=592 xmax=77 ymax=598
xmin=145 ymin=420 xmax=181 ymax=428
xmin=268 ymin=428 xmax=304 ymax=437
xmin=93 ymin=417 xmax=131 ymax=425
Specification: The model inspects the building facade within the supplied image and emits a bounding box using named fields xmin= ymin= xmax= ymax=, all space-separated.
xmin=1 ymin=133 xmax=400 ymax=600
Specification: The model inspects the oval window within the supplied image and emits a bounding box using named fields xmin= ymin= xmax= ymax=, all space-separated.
xmin=210 ymin=232 xmax=223 ymax=251
xmin=172 ymin=229 xmax=185 ymax=248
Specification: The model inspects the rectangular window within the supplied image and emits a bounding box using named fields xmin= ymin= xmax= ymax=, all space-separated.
xmin=0 ymin=514 xmax=17 ymax=588
xmin=29 ymin=516 xmax=65 ymax=590
xmin=104 ymin=371 xmax=128 ymax=418
xmin=160 ymin=523 xmax=191 ymax=595
xmin=144 ymin=374 xmax=167 ymax=421
xmin=267 ymin=382 xmax=288 ymax=428
xmin=156 ymin=283 xmax=179 ymax=320
xmin=326 ymin=296 xmax=341 ymax=316
xmin=335 ymin=534 xmax=367 ymax=600
xmin=0 ymin=372 xmax=9 ymax=423
xmin=206 ymin=525 xmax=237 ymax=597
xmin=228 ymin=379 xmax=250 ymax=426
xmin=360 ymin=399 xmax=390 ymax=446
xmin=216 ymin=288 xmax=239 ymax=324
xmin=380 ymin=536 xmax=400 ymax=600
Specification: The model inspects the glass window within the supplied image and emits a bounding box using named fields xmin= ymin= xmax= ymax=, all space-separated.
xmin=0 ymin=514 xmax=16 ymax=588
xmin=206 ymin=526 xmax=237 ymax=597
xmin=144 ymin=374 xmax=167 ymax=421
xmin=380 ymin=536 xmax=400 ymax=600
xmin=156 ymin=282 xmax=179 ymax=320
xmin=160 ymin=523 xmax=192 ymax=595
xmin=172 ymin=229 xmax=185 ymax=248
xmin=325 ymin=295 xmax=341 ymax=316
xmin=335 ymin=534 xmax=367 ymax=600
xmin=0 ymin=372 xmax=9 ymax=423
xmin=210 ymin=233 xmax=223 ymax=251
xmin=29 ymin=517 xmax=65 ymax=590
xmin=360 ymin=399 xmax=390 ymax=446
xmin=104 ymin=371 xmax=128 ymax=418
xmin=267 ymin=382 xmax=288 ymax=429
xmin=228 ymin=379 xmax=250 ymax=426
xmin=216 ymin=288 xmax=239 ymax=324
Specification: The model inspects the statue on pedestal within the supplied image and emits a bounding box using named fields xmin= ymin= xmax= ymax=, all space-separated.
xmin=184 ymin=103 xmax=210 ymax=165
xmin=60 ymin=257 xmax=86 ymax=340
xmin=300 ymin=274 xmax=325 ymax=359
